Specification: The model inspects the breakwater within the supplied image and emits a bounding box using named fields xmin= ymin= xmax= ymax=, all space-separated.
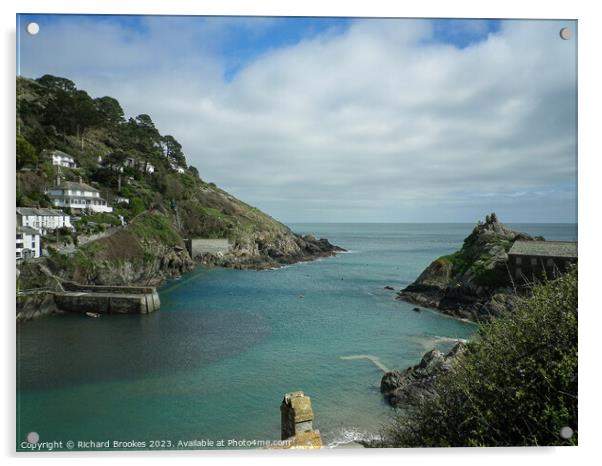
xmin=17 ymin=282 xmax=160 ymax=321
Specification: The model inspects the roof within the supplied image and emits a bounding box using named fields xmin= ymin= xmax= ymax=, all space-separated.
xmin=16 ymin=226 xmax=40 ymax=235
xmin=49 ymin=180 xmax=99 ymax=193
xmin=45 ymin=149 xmax=75 ymax=160
xmin=508 ymin=240 xmax=577 ymax=259
xmin=17 ymin=207 xmax=68 ymax=217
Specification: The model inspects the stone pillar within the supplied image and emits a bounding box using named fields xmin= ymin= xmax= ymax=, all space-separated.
xmin=278 ymin=391 xmax=322 ymax=448
xmin=280 ymin=391 xmax=314 ymax=440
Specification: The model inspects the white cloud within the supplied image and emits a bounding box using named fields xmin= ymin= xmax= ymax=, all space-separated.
xmin=19 ymin=17 xmax=577 ymax=222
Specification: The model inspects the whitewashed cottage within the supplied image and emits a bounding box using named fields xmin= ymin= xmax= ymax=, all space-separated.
xmin=46 ymin=176 xmax=113 ymax=213
xmin=44 ymin=149 xmax=78 ymax=168
xmin=16 ymin=226 xmax=41 ymax=260
xmin=17 ymin=207 xmax=72 ymax=235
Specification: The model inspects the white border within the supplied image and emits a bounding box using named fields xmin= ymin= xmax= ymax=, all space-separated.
xmin=2 ymin=1 xmax=600 ymax=465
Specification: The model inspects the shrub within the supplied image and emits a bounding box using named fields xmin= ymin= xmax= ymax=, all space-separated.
xmin=385 ymin=267 xmax=577 ymax=447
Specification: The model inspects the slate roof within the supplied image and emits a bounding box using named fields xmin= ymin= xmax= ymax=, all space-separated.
xmin=49 ymin=180 xmax=99 ymax=193
xmin=17 ymin=207 xmax=67 ymax=217
xmin=508 ymin=240 xmax=577 ymax=258
xmin=16 ymin=226 xmax=40 ymax=235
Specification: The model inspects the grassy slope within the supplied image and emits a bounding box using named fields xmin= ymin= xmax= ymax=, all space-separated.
xmin=17 ymin=76 xmax=330 ymax=285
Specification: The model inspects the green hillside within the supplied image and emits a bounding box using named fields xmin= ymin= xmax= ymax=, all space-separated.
xmin=16 ymin=75 xmax=341 ymax=286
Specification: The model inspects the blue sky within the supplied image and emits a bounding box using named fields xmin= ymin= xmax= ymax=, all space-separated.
xmin=17 ymin=15 xmax=577 ymax=223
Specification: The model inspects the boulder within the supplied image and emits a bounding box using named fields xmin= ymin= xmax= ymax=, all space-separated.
xmin=381 ymin=343 xmax=465 ymax=408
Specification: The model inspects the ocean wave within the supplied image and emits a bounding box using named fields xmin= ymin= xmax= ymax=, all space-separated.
xmin=431 ymin=336 xmax=469 ymax=344
xmin=325 ymin=426 xmax=379 ymax=448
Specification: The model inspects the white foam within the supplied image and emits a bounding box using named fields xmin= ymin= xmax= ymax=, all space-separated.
xmin=432 ymin=336 xmax=469 ymax=344
xmin=325 ymin=426 xmax=380 ymax=448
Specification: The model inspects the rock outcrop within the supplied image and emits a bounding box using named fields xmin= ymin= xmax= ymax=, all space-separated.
xmin=196 ymin=233 xmax=345 ymax=270
xmin=397 ymin=213 xmax=536 ymax=321
xmin=381 ymin=342 xmax=466 ymax=408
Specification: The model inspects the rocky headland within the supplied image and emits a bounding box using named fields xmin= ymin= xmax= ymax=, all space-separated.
xmin=397 ymin=213 xmax=541 ymax=322
xmin=16 ymin=75 xmax=344 ymax=321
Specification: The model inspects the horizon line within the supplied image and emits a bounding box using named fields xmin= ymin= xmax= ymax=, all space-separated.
xmin=284 ymin=221 xmax=578 ymax=225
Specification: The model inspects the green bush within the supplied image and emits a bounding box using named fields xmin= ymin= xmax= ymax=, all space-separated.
xmin=128 ymin=211 xmax=181 ymax=246
xmin=385 ymin=267 xmax=577 ymax=447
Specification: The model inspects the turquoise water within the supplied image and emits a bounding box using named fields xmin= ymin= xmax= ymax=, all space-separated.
xmin=16 ymin=223 xmax=577 ymax=450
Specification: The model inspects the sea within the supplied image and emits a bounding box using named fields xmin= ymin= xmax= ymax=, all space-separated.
xmin=16 ymin=223 xmax=577 ymax=450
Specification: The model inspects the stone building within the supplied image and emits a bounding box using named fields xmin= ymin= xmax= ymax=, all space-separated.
xmin=507 ymin=240 xmax=577 ymax=282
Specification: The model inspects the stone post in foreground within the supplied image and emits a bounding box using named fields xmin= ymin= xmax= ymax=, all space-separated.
xmin=279 ymin=391 xmax=322 ymax=448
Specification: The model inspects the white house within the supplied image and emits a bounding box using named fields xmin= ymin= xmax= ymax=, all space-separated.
xmin=169 ymin=161 xmax=185 ymax=174
xmin=16 ymin=226 xmax=41 ymax=260
xmin=124 ymin=157 xmax=155 ymax=174
xmin=45 ymin=149 xmax=77 ymax=168
xmin=114 ymin=196 xmax=130 ymax=205
xmin=46 ymin=177 xmax=113 ymax=213
xmin=17 ymin=207 xmax=72 ymax=235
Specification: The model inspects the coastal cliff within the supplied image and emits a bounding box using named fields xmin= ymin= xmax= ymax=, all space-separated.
xmin=16 ymin=75 xmax=343 ymax=317
xmin=397 ymin=213 xmax=538 ymax=321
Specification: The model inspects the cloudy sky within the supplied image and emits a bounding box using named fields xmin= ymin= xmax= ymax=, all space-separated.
xmin=17 ymin=15 xmax=577 ymax=223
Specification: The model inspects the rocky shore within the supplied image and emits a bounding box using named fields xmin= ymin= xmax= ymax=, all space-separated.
xmin=380 ymin=342 xmax=466 ymax=408
xmin=397 ymin=213 xmax=537 ymax=322
xmin=194 ymin=233 xmax=345 ymax=270
xmin=16 ymin=217 xmax=344 ymax=321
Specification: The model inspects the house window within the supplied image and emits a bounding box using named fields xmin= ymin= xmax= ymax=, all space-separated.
xmin=515 ymin=256 xmax=522 ymax=265
xmin=546 ymin=258 xmax=554 ymax=267
xmin=530 ymin=257 xmax=537 ymax=266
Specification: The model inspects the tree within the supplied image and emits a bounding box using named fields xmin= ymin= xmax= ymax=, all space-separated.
xmin=36 ymin=75 xmax=100 ymax=136
xmin=94 ymin=96 xmax=125 ymax=127
xmin=36 ymin=74 xmax=76 ymax=93
xmin=16 ymin=135 xmax=38 ymax=169
xmin=101 ymin=150 xmax=128 ymax=171
xmin=161 ymin=135 xmax=186 ymax=168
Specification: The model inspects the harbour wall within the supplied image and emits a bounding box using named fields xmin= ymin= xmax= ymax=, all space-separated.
xmin=17 ymin=282 xmax=160 ymax=321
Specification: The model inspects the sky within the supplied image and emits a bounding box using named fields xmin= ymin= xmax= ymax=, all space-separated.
xmin=17 ymin=15 xmax=577 ymax=223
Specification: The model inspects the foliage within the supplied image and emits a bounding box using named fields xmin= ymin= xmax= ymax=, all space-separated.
xmin=385 ymin=268 xmax=578 ymax=447
xmin=127 ymin=211 xmax=181 ymax=246
xmin=130 ymin=198 xmax=146 ymax=217
xmin=16 ymin=74 xmax=295 ymax=269
xmin=16 ymin=135 xmax=38 ymax=169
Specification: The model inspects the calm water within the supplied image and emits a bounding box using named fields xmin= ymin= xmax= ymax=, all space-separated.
xmin=16 ymin=223 xmax=577 ymax=450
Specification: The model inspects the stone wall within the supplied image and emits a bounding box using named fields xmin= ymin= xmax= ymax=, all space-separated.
xmin=509 ymin=254 xmax=577 ymax=282
xmin=185 ymin=238 xmax=231 ymax=259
